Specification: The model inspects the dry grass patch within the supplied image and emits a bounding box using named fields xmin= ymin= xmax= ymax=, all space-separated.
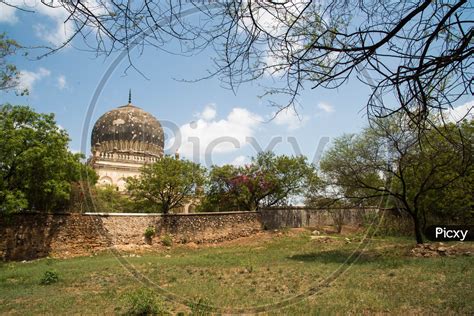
xmin=0 ymin=229 xmax=472 ymax=314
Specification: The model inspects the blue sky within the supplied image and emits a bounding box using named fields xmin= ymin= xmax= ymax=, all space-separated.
xmin=1 ymin=2 xmax=472 ymax=167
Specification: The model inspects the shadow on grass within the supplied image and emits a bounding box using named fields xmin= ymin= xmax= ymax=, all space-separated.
xmin=288 ymin=250 xmax=405 ymax=267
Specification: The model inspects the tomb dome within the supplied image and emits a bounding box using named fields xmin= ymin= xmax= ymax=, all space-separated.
xmin=91 ymin=101 xmax=164 ymax=157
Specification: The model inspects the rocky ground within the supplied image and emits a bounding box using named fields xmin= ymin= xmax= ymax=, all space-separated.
xmin=410 ymin=242 xmax=473 ymax=257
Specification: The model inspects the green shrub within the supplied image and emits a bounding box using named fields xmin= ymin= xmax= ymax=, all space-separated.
xmin=144 ymin=226 xmax=156 ymax=239
xmin=161 ymin=234 xmax=172 ymax=247
xmin=40 ymin=270 xmax=59 ymax=285
xmin=121 ymin=288 xmax=164 ymax=315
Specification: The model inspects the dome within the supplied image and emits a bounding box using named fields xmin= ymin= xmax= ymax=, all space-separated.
xmin=91 ymin=103 xmax=164 ymax=157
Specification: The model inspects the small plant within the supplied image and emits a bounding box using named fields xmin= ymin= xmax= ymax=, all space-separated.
xmin=45 ymin=257 xmax=55 ymax=266
xmin=144 ymin=226 xmax=155 ymax=239
xmin=161 ymin=234 xmax=173 ymax=247
xmin=121 ymin=288 xmax=164 ymax=315
xmin=189 ymin=297 xmax=212 ymax=316
xmin=40 ymin=270 xmax=59 ymax=285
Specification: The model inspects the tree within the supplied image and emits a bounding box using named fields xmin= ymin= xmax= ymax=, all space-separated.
xmin=126 ymin=156 xmax=206 ymax=214
xmin=199 ymin=164 xmax=243 ymax=212
xmin=0 ymin=33 xmax=26 ymax=94
xmin=93 ymin=185 xmax=134 ymax=213
xmin=320 ymin=115 xmax=473 ymax=243
xmin=415 ymin=121 xmax=474 ymax=224
xmin=37 ymin=1 xmax=472 ymax=128
xmin=0 ymin=104 xmax=93 ymax=214
xmin=201 ymin=152 xmax=316 ymax=211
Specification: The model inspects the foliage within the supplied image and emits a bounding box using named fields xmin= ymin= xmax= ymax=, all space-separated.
xmin=161 ymin=234 xmax=172 ymax=247
xmin=0 ymin=104 xmax=92 ymax=214
xmin=197 ymin=164 xmax=243 ymax=212
xmin=319 ymin=115 xmax=473 ymax=243
xmin=39 ymin=270 xmax=59 ymax=285
xmin=416 ymin=127 xmax=474 ymax=224
xmin=121 ymin=288 xmax=164 ymax=316
xmin=66 ymin=181 xmax=163 ymax=214
xmin=127 ymin=156 xmax=206 ymax=214
xmin=93 ymin=185 xmax=134 ymax=213
xmin=201 ymin=152 xmax=317 ymax=212
xmin=0 ymin=33 xmax=25 ymax=95
xmin=144 ymin=226 xmax=155 ymax=239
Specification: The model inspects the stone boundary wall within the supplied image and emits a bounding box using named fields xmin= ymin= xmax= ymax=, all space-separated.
xmin=0 ymin=212 xmax=261 ymax=261
xmin=259 ymin=207 xmax=383 ymax=229
xmin=0 ymin=207 xmax=402 ymax=261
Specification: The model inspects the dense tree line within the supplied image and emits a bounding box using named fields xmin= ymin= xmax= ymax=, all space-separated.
xmin=125 ymin=151 xmax=316 ymax=214
xmin=311 ymin=115 xmax=473 ymax=243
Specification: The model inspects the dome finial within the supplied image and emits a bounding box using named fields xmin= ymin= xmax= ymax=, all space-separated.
xmin=128 ymin=89 xmax=132 ymax=104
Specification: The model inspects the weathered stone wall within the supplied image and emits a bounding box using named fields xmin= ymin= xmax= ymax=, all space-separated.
xmin=259 ymin=207 xmax=413 ymax=236
xmin=0 ymin=212 xmax=261 ymax=261
xmin=259 ymin=207 xmax=387 ymax=229
xmin=0 ymin=207 xmax=407 ymax=261
xmin=0 ymin=214 xmax=111 ymax=261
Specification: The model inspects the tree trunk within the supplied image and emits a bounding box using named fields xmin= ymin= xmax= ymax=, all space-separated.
xmin=412 ymin=212 xmax=424 ymax=244
xmin=160 ymin=200 xmax=169 ymax=214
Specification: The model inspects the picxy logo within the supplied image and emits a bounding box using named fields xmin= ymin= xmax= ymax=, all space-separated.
xmin=425 ymin=225 xmax=473 ymax=242
xmin=435 ymin=227 xmax=468 ymax=241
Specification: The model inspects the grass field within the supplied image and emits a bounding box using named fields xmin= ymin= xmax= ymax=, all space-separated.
xmin=0 ymin=229 xmax=472 ymax=315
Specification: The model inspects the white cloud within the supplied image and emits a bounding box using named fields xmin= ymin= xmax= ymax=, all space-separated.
xmin=0 ymin=0 xmax=74 ymax=46
xmin=34 ymin=20 xmax=74 ymax=47
xmin=1 ymin=1 xmax=111 ymax=47
xmin=231 ymin=155 xmax=248 ymax=166
xmin=171 ymin=106 xmax=262 ymax=160
xmin=57 ymin=75 xmax=67 ymax=90
xmin=273 ymin=107 xmax=309 ymax=130
xmin=32 ymin=0 xmax=108 ymax=46
xmin=0 ymin=2 xmax=19 ymax=24
xmin=317 ymin=102 xmax=334 ymax=113
xmin=445 ymin=101 xmax=474 ymax=123
xmin=17 ymin=67 xmax=51 ymax=92
xmin=198 ymin=104 xmax=217 ymax=121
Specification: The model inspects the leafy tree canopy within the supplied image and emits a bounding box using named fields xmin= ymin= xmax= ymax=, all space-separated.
xmin=0 ymin=33 xmax=26 ymax=95
xmin=201 ymin=152 xmax=317 ymax=212
xmin=126 ymin=156 xmax=206 ymax=214
xmin=319 ymin=115 xmax=473 ymax=243
xmin=0 ymin=104 xmax=96 ymax=214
